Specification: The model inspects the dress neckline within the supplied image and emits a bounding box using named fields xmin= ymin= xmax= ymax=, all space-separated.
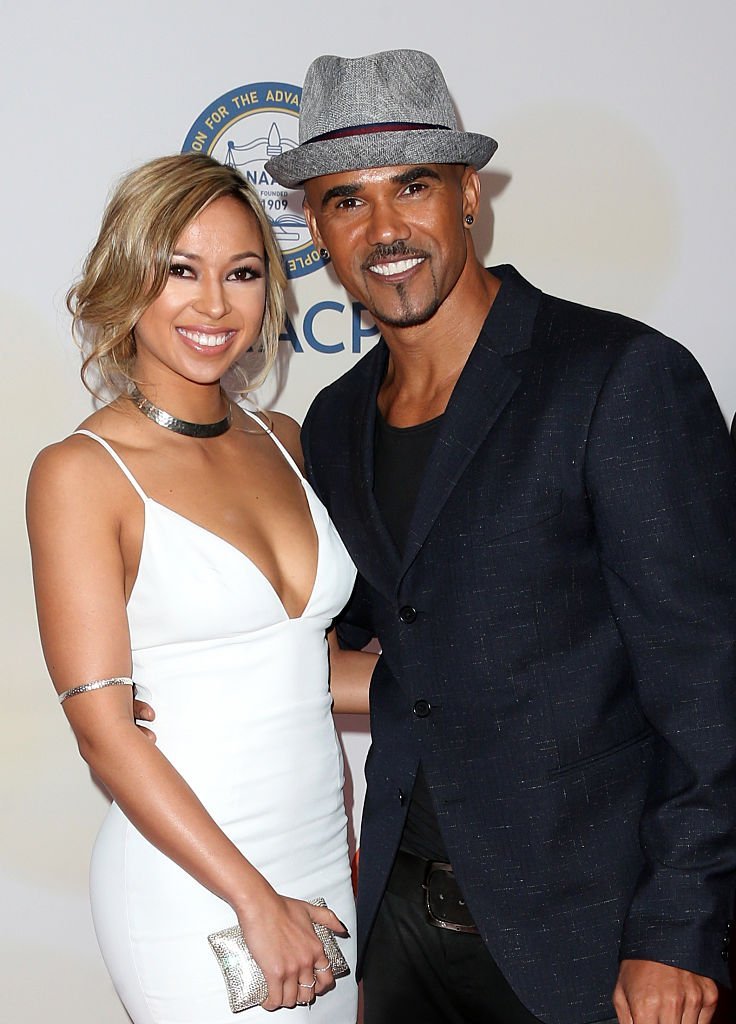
xmin=73 ymin=424 xmax=321 ymax=622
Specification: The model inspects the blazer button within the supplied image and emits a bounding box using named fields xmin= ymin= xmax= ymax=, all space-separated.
xmin=399 ymin=605 xmax=417 ymax=623
xmin=413 ymin=699 xmax=431 ymax=718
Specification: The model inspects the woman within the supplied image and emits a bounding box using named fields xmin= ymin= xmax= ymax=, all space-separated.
xmin=27 ymin=153 xmax=371 ymax=1022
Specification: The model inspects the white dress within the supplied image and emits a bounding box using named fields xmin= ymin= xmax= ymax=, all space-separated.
xmin=76 ymin=417 xmax=358 ymax=1024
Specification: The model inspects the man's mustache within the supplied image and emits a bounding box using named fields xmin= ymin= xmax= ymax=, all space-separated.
xmin=362 ymin=242 xmax=430 ymax=270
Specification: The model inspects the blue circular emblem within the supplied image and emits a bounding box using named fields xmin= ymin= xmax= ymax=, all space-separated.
xmin=182 ymin=82 xmax=325 ymax=280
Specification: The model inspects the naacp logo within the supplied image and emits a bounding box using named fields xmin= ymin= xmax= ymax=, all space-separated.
xmin=182 ymin=83 xmax=323 ymax=280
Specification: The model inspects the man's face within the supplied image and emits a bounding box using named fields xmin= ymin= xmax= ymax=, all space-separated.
xmin=303 ymin=163 xmax=479 ymax=329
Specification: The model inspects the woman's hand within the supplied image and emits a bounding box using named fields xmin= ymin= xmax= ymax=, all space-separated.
xmin=235 ymin=887 xmax=347 ymax=1009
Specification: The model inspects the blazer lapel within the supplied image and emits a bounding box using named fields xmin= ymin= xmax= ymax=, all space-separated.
xmin=348 ymin=341 xmax=403 ymax=595
xmin=399 ymin=267 xmax=541 ymax=580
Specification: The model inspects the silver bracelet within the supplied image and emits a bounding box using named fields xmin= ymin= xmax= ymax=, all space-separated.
xmin=58 ymin=676 xmax=134 ymax=704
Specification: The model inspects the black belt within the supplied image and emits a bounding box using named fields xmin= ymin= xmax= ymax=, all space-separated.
xmin=388 ymin=849 xmax=480 ymax=934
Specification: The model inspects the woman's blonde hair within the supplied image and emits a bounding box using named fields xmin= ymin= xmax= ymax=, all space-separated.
xmin=67 ymin=153 xmax=287 ymax=397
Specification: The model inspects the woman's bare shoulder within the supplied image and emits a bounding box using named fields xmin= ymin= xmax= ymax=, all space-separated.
xmin=30 ymin=431 xmax=102 ymax=491
xmin=27 ymin=409 xmax=130 ymax=515
xmin=269 ymin=411 xmax=304 ymax=470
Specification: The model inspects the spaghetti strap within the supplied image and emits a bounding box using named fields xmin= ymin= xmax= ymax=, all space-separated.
xmin=73 ymin=429 xmax=148 ymax=501
xmin=241 ymin=408 xmax=305 ymax=479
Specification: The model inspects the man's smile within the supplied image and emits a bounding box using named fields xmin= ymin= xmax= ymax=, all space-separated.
xmin=367 ymin=257 xmax=426 ymax=278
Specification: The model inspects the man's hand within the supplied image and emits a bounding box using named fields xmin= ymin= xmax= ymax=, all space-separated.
xmin=613 ymin=959 xmax=718 ymax=1024
xmin=133 ymin=697 xmax=156 ymax=742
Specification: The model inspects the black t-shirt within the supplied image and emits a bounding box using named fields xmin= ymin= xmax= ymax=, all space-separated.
xmin=374 ymin=408 xmax=449 ymax=862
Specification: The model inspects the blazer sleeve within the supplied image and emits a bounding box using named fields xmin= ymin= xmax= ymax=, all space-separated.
xmin=300 ymin=399 xmax=321 ymax=500
xmin=584 ymin=333 xmax=736 ymax=980
xmin=301 ymin=398 xmax=376 ymax=652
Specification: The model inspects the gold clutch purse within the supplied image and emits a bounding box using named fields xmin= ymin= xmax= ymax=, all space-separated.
xmin=207 ymin=897 xmax=350 ymax=1013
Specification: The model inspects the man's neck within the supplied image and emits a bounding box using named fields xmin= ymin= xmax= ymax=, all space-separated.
xmin=377 ymin=262 xmax=500 ymax=427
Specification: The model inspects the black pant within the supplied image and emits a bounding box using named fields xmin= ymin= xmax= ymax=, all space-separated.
xmin=362 ymin=857 xmax=543 ymax=1024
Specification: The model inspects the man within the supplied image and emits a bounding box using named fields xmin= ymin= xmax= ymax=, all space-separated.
xmin=266 ymin=50 xmax=736 ymax=1024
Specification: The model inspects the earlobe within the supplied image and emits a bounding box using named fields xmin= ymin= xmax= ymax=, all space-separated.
xmin=461 ymin=167 xmax=481 ymax=225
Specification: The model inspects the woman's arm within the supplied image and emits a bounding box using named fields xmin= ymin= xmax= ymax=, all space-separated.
xmin=327 ymin=629 xmax=375 ymax=714
xmin=26 ymin=438 xmax=342 ymax=1010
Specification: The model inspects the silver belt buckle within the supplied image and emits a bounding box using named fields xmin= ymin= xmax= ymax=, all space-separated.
xmin=422 ymin=861 xmax=480 ymax=934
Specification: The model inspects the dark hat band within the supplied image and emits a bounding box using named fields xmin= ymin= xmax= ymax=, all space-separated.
xmin=305 ymin=121 xmax=450 ymax=145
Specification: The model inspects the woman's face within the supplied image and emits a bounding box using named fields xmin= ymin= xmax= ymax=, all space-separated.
xmin=133 ymin=195 xmax=267 ymax=387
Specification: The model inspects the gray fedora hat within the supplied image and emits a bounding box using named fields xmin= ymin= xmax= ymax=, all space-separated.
xmin=265 ymin=49 xmax=497 ymax=188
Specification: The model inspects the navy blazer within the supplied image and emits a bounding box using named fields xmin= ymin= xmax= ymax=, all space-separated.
xmin=302 ymin=266 xmax=736 ymax=1023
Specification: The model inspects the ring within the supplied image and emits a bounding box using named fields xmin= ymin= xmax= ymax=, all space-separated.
xmin=298 ymin=978 xmax=317 ymax=990
xmin=314 ymin=963 xmax=331 ymax=973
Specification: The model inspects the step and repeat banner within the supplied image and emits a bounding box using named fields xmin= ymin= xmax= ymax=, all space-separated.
xmin=2 ymin=2 xmax=735 ymax=1020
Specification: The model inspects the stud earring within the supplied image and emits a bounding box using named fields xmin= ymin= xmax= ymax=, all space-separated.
xmin=464 ymin=214 xmax=474 ymax=226
xmin=319 ymin=248 xmax=330 ymax=261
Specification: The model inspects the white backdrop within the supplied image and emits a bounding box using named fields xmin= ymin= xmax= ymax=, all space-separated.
xmin=2 ymin=2 xmax=735 ymax=1020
